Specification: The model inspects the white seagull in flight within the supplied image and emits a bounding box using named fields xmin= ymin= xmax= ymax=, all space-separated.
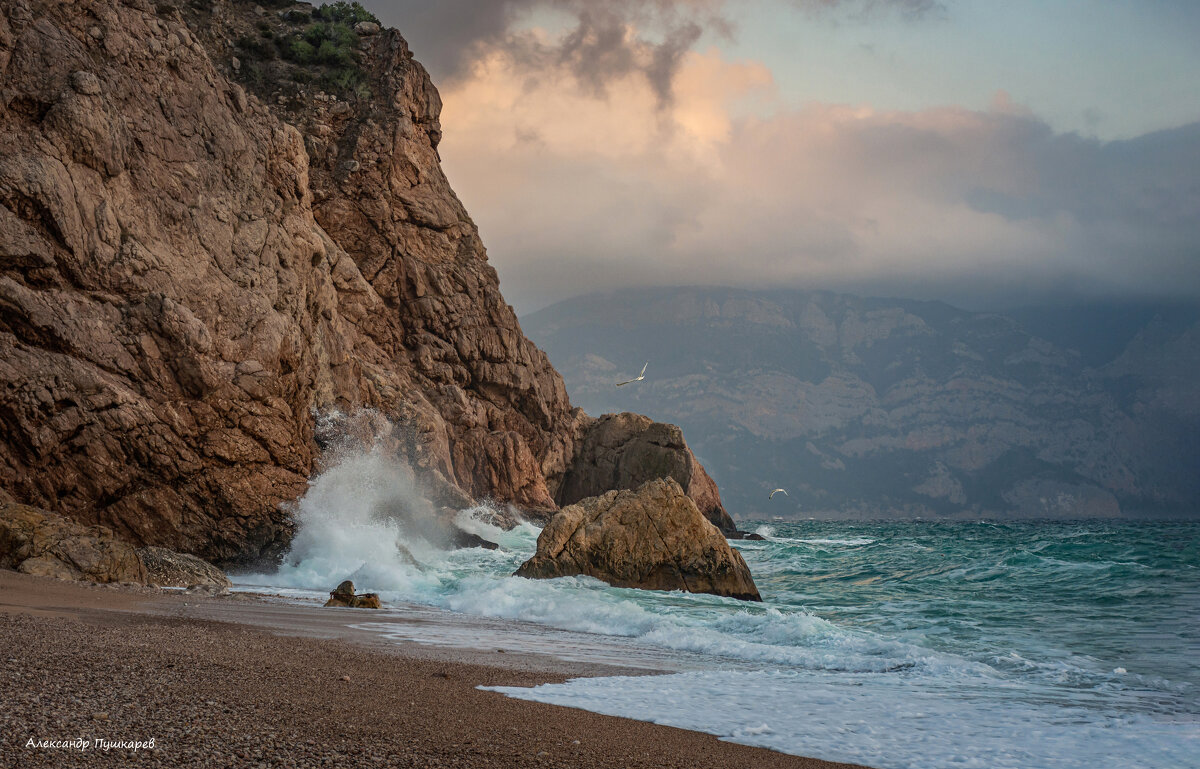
xmin=769 ymin=488 xmax=788 ymax=500
xmin=616 ymin=362 xmax=648 ymax=387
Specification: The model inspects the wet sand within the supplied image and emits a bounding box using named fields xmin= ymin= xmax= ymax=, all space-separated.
xmin=0 ymin=570 xmax=871 ymax=768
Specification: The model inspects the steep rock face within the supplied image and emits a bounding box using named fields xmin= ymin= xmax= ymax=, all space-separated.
xmin=249 ymin=10 xmax=584 ymax=512
xmin=0 ymin=501 xmax=147 ymax=583
xmin=516 ymin=478 xmax=760 ymax=601
xmin=0 ymin=0 xmax=589 ymax=562
xmin=558 ymin=413 xmax=737 ymax=534
xmin=1 ymin=0 xmax=347 ymax=562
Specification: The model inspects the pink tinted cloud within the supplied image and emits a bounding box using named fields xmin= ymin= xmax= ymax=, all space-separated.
xmin=437 ymin=38 xmax=1200 ymax=311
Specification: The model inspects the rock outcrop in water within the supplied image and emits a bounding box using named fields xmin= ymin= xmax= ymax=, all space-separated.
xmin=515 ymin=478 xmax=761 ymax=601
xmin=324 ymin=579 xmax=381 ymax=609
xmin=0 ymin=0 xmax=734 ymax=565
xmin=559 ymin=413 xmax=738 ymax=535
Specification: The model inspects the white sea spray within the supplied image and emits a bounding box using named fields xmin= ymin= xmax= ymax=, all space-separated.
xmin=241 ymin=433 xmax=1200 ymax=769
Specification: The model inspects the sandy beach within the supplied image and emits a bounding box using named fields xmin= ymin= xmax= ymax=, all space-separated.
xmin=0 ymin=571 xmax=869 ymax=769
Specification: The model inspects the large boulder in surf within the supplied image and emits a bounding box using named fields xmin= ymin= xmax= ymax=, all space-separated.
xmin=516 ymin=478 xmax=761 ymax=601
xmin=556 ymin=413 xmax=738 ymax=535
xmin=0 ymin=502 xmax=147 ymax=584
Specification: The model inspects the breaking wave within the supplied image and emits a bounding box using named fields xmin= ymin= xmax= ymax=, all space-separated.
xmin=239 ymin=431 xmax=1200 ymax=769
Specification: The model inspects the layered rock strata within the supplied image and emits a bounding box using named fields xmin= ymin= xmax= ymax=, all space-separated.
xmin=516 ymin=478 xmax=761 ymax=601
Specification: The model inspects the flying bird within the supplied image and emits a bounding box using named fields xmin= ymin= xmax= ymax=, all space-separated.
xmin=769 ymin=488 xmax=788 ymax=500
xmin=616 ymin=362 xmax=648 ymax=387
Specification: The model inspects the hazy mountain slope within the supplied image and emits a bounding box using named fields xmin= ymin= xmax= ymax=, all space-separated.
xmin=524 ymin=288 xmax=1200 ymax=520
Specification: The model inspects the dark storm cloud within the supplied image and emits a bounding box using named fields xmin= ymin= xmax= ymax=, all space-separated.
xmin=552 ymin=8 xmax=703 ymax=103
xmin=966 ymin=122 xmax=1200 ymax=229
xmin=359 ymin=0 xmax=936 ymax=103
xmin=359 ymin=0 xmax=725 ymax=104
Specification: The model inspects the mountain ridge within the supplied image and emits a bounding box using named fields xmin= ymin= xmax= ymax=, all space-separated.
xmin=524 ymin=286 xmax=1200 ymax=520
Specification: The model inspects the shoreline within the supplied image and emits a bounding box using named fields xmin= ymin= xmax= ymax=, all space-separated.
xmin=0 ymin=571 xmax=871 ymax=768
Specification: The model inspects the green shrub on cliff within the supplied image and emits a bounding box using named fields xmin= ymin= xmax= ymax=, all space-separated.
xmin=305 ymin=22 xmax=358 ymax=66
xmin=322 ymin=66 xmax=370 ymax=100
xmin=285 ymin=37 xmax=316 ymax=64
xmin=232 ymin=2 xmax=377 ymax=101
xmin=312 ymin=2 xmax=378 ymax=25
xmin=236 ymin=34 xmax=277 ymax=61
xmin=275 ymin=13 xmax=372 ymax=99
xmin=283 ymin=22 xmax=356 ymax=65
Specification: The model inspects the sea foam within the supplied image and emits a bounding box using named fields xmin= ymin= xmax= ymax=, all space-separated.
xmin=484 ymin=669 xmax=1200 ymax=769
xmin=241 ymin=430 xmax=1200 ymax=769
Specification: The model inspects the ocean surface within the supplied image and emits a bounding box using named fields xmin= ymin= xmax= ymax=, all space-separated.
xmin=240 ymin=446 xmax=1200 ymax=769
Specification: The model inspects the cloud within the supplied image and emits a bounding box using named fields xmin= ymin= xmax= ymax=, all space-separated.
xmin=361 ymin=0 xmax=728 ymax=105
xmin=357 ymin=1 xmax=1199 ymax=311
xmin=360 ymin=0 xmax=943 ymax=103
xmin=435 ymin=43 xmax=1200 ymax=312
xmin=790 ymin=0 xmax=947 ymax=21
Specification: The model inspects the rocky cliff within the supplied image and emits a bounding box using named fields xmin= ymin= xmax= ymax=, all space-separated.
xmin=0 ymin=0 xmax=727 ymax=564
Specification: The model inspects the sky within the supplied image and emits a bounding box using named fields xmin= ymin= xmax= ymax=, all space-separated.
xmin=359 ymin=0 xmax=1200 ymax=314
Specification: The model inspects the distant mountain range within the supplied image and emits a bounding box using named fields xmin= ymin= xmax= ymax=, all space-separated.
xmin=523 ymin=288 xmax=1200 ymax=521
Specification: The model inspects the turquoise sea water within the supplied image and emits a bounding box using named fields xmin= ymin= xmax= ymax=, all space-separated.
xmin=486 ymin=520 xmax=1200 ymax=769
xmin=240 ymin=448 xmax=1200 ymax=768
xmin=747 ymin=519 xmax=1200 ymax=700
